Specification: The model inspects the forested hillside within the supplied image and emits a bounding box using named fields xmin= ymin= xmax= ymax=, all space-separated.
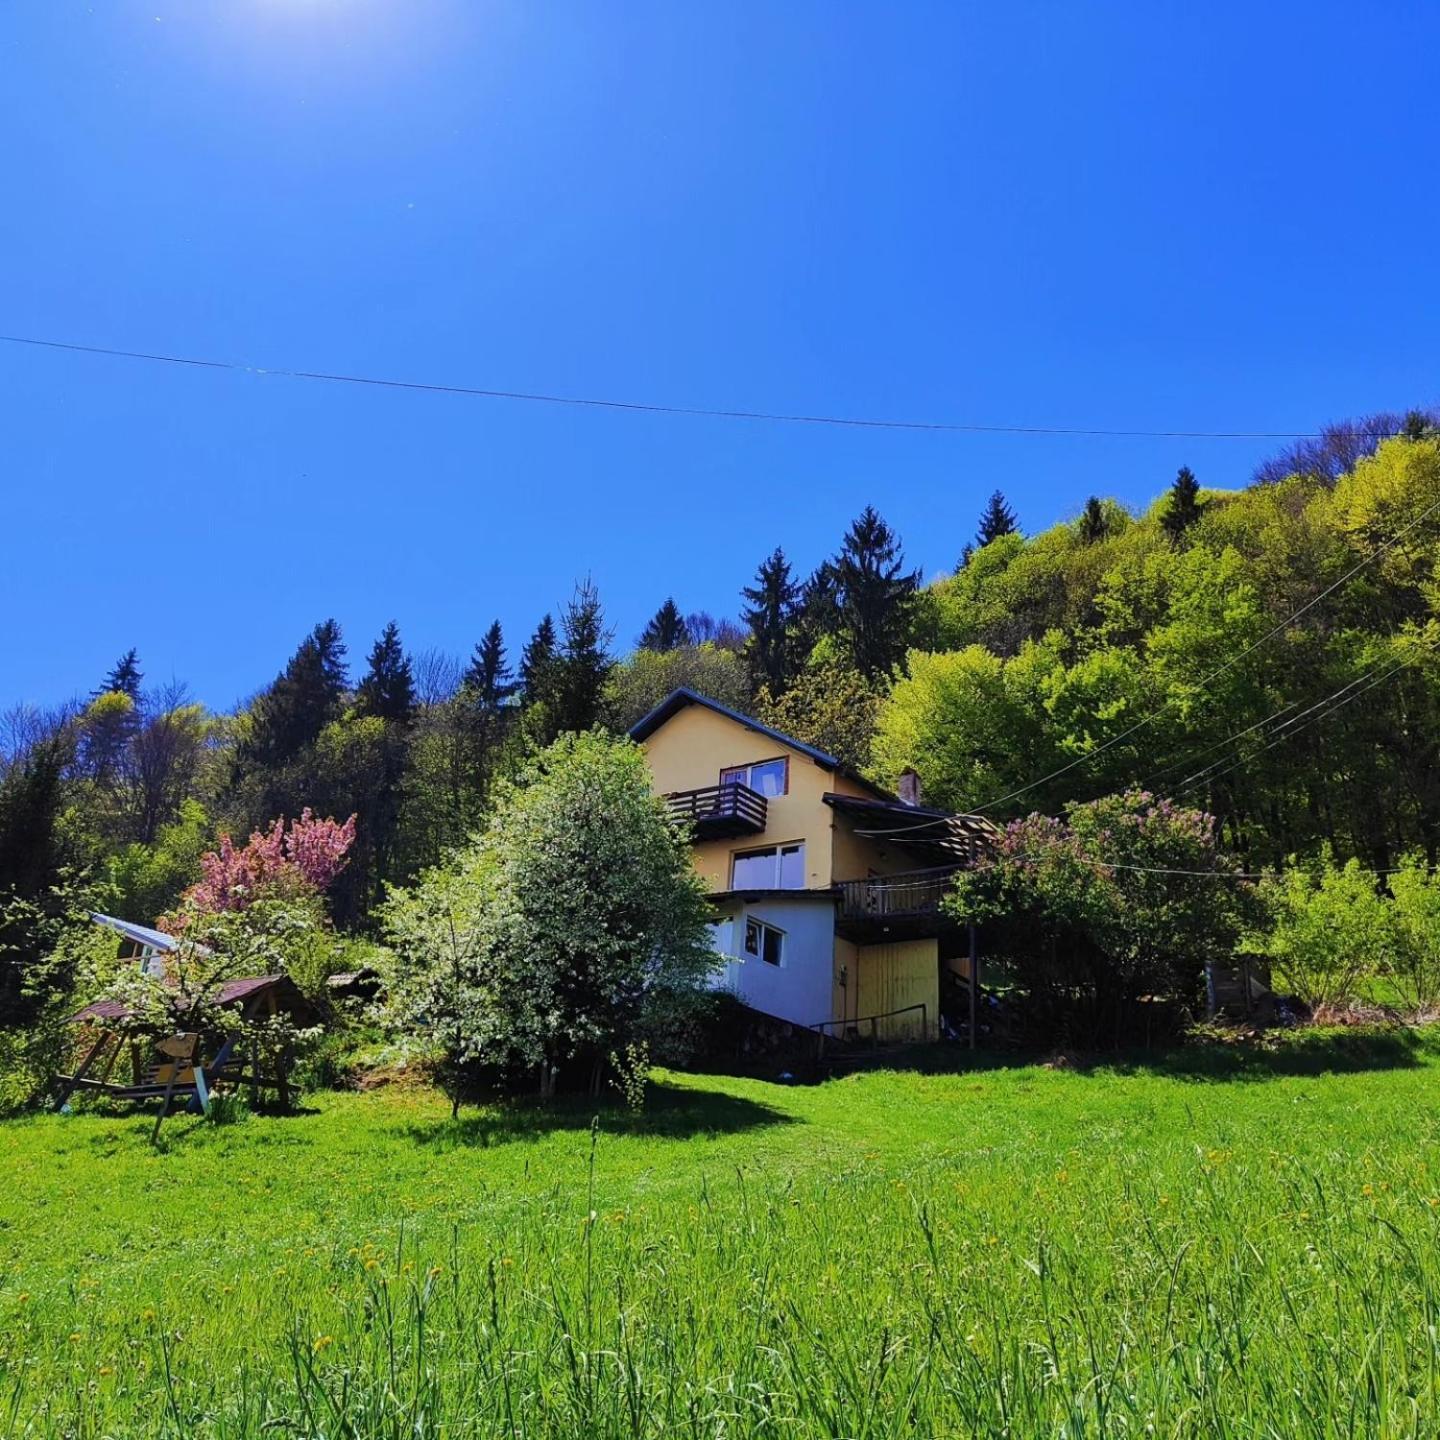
xmin=2 ymin=411 xmax=1438 ymax=1026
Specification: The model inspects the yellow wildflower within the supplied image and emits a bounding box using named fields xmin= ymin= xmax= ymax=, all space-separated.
xmin=313 ymin=1335 xmax=334 ymax=1352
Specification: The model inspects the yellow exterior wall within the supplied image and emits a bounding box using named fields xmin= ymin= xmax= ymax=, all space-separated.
xmin=639 ymin=700 xmax=920 ymax=891
xmin=854 ymin=938 xmax=939 ymax=1040
xmin=832 ymin=934 xmax=859 ymax=1023
xmin=640 ymin=703 xmax=840 ymax=891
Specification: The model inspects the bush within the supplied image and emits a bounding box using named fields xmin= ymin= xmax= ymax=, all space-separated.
xmin=1384 ymin=855 xmax=1440 ymax=1014
xmin=949 ymin=790 xmax=1262 ymax=1045
xmin=1258 ymin=852 xmax=1394 ymax=1011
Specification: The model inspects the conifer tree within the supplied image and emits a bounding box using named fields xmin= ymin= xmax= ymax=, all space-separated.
xmin=1078 ymin=495 xmax=1109 ymax=544
xmin=238 ymin=619 xmax=348 ymax=772
xmin=552 ymin=580 xmax=613 ymax=735
xmin=519 ymin=614 xmax=558 ymax=704
xmin=741 ymin=547 xmax=802 ymax=696
xmin=831 ymin=507 xmax=921 ymax=679
xmin=638 ymin=598 xmax=690 ymax=653
xmin=1162 ymin=466 xmax=1203 ymax=541
xmin=82 ymin=648 xmax=144 ymax=783
xmin=356 ymin=622 xmax=416 ymax=725
xmin=975 ymin=490 xmax=1019 ymax=549
xmin=97 ymin=649 xmax=143 ymax=701
xmin=464 ymin=621 xmax=518 ymax=711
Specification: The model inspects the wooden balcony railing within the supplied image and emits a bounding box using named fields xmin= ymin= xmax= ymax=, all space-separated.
xmin=837 ymin=865 xmax=960 ymax=921
xmin=665 ymin=782 xmax=768 ymax=838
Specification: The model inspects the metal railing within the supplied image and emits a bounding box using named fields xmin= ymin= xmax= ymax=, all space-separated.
xmin=665 ymin=782 xmax=767 ymax=832
xmin=810 ymin=1002 xmax=929 ymax=1057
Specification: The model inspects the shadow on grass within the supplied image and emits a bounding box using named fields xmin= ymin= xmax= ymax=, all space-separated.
xmin=841 ymin=1025 xmax=1435 ymax=1084
xmin=401 ymin=1080 xmax=795 ymax=1149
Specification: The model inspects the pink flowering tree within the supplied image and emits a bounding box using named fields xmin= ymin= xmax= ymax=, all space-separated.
xmin=166 ymin=810 xmax=357 ymax=925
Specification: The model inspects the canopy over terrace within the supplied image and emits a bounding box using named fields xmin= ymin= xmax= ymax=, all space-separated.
xmin=54 ymin=914 xmax=318 ymax=1139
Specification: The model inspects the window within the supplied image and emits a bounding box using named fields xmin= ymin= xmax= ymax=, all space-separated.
xmin=719 ymin=757 xmax=788 ymax=798
xmin=732 ymin=843 xmax=805 ymax=889
xmin=744 ymin=917 xmax=784 ymax=966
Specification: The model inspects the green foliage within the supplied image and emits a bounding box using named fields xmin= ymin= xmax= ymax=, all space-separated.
xmin=383 ymin=732 xmax=717 ymax=1104
xmin=1257 ymin=852 xmax=1394 ymax=1010
xmin=637 ymin=597 xmax=690 ymax=653
xmin=756 ymin=659 xmax=881 ymax=771
xmin=355 ymin=621 xmax=416 ymax=725
xmin=604 ymin=644 xmax=749 ymax=732
xmin=103 ymin=798 xmax=212 ymax=923
xmin=1387 ymin=855 xmax=1440 ymax=1013
xmin=1162 ymin=465 xmax=1204 ymax=541
xmin=950 ymin=791 xmax=1263 ymax=1041
xmin=872 ymin=645 xmax=1058 ymax=810
xmin=741 ymin=546 xmax=803 ymax=696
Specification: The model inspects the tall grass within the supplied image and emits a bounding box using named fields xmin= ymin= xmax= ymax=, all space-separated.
xmin=3 ymin=1040 xmax=1439 ymax=1436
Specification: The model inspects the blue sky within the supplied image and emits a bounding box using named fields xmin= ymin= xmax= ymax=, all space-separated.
xmin=4 ymin=1 xmax=1438 ymax=710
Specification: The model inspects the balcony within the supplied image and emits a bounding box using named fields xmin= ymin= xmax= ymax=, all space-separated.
xmin=835 ymin=865 xmax=961 ymax=941
xmin=665 ymin=782 xmax=768 ymax=839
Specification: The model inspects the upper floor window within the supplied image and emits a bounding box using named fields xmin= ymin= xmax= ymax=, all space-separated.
xmin=732 ymin=842 xmax=805 ymax=890
xmin=720 ymin=757 xmax=788 ymax=798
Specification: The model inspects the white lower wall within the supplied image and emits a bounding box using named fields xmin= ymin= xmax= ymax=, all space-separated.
xmin=710 ymin=896 xmax=836 ymax=1028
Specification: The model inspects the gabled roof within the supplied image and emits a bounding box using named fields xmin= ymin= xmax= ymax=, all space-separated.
xmin=629 ymin=688 xmax=845 ymax=770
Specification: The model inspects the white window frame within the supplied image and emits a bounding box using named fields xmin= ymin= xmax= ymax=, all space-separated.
xmin=719 ymin=756 xmax=789 ymax=797
xmin=731 ymin=842 xmax=805 ymax=890
xmin=743 ymin=916 xmax=785 ymax=967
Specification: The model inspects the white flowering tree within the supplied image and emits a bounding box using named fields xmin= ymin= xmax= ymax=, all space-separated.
xmin=383 ymin=730 xmax=718 ymax=1107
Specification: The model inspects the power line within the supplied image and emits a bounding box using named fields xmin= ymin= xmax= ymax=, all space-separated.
xmin=0 ymin=331 xmax=1369 ymax=440
xmin=963 ymin=495 xmax=1440 ymax=815
xmin=1172 ymin=646 xmax=1432 ymax=800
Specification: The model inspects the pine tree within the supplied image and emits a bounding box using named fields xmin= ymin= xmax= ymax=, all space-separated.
xmin=239 ymin=619 xmax=348 ymax=772
xmin=1162 ymin=466 xmax=1202 ymax=541
xmin=1078 ymin=496 xmax=1109 ymax=544
xmin=519 ymin=614 xmax=558 ymax=703
xmin=638 ymin=598 xmax=690 ymax=653
xmin=96 ymin=649 xmax=143 ymax=701
xmin=356 ymin=621 xmax=416 ymax=725
xmin=552 ymin=580 xmax=613 ymax=734
xmin=741 ymin=547 xmax=802 ymax=696
xmin=831 ymin=507 xmax=921 ymax=679
xmin=463 ymin=621 xmax=518 ymax=711
xmin=975 ymin=490 xmax=1019 ymax=549
xmin=82 ymin=648 xmax=144 ymax=783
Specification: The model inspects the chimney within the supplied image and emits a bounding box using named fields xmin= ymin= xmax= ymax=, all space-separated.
xmin=897 ymin=768 xmax=922 ymax=807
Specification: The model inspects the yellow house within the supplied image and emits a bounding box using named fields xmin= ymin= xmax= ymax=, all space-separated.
xmin=630 ymin=688 xmax=997 ymax=1041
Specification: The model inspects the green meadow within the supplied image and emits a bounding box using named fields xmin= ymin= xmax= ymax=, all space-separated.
xmin=4 ymin=1032 xmax=1440 ymax=1438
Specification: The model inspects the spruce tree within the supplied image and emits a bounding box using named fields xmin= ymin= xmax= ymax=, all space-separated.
xmin=975 ymin=490 xmax=1019 ymax=549
xmin=239 ymin=619 xmax=348 ymax=772
xmin=741 ymin=547 xmax=802 ymax=697
xmin=519 ymin=614 xmax=558 ymax=704
xmin=1162 ymin=466 xmax=1202 ymax=541
xmin=356 ymin=621 xmax=416 ymax=725
xmin=638 ymin=598 xmax=690 ymax=653
xmin=552 ymin=580 xmax=613 ymax=734
xmin=464 ymin=621 xmax=518 ymax=711
xmin=831 ymin=507 xmax=921 ymax=679
xmin=97 ymin=649 xmax=143 ymax=701
xmin=83 ymin=648 xmax=144 ymax=783
xmin=1078 ymin=496 xmax=1109 ymax=544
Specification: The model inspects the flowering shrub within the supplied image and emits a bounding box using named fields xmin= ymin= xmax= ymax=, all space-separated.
xmin=948 ymin=790 xmax=1263 ymax=1043
xmin=167 ymin=810 xmax=355 ymax=925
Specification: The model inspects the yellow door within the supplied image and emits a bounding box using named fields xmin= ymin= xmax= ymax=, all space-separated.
xmin=855 ymin=939 xmax=938 ymax=1041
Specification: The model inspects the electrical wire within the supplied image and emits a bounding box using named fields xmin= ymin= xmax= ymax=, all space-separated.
xmin=961 ymin=495 xmax=1440 ymax=816
xmin=0 ymin=331 xmax=1378 ymax=440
